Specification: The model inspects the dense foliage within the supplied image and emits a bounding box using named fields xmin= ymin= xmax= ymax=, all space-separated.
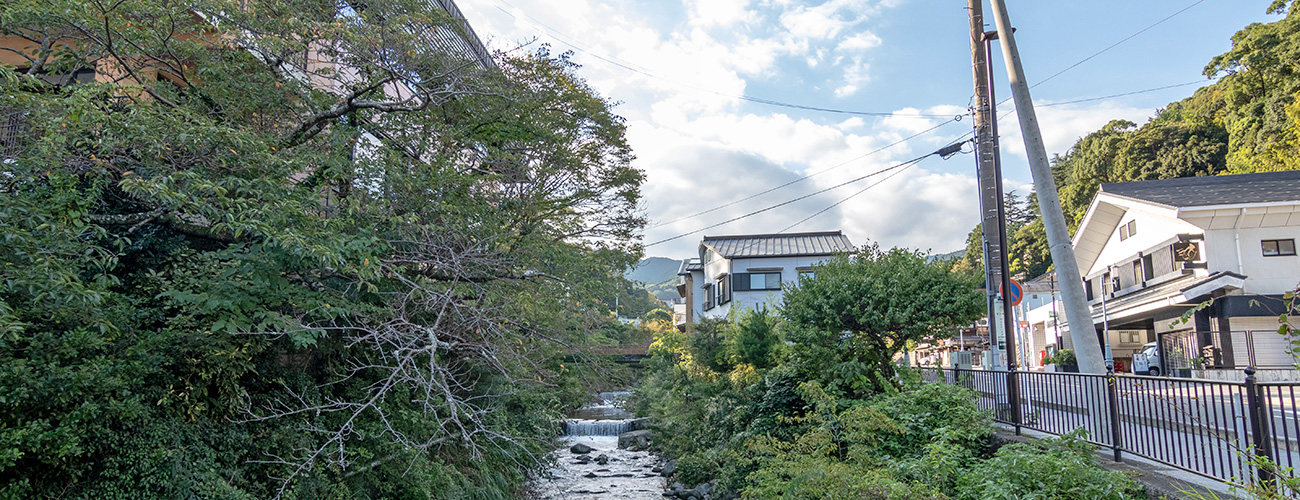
xmin=632 ymin=247 xmax=1139 ymax=498
xmin=0 ymin=0 xmax=644 ymax=498
xmin=783 ymin=246 xmax=984 ymax=395
xmin=956 ymin=1 xmax=1300 ymax=278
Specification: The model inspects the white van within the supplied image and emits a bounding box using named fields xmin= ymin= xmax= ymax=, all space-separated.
xmin=1131 ymin=341 xmax=1162 ymax=376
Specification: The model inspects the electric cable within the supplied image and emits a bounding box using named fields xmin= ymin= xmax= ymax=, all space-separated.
xmin=650 ymin=114 xmax=964 ymax=228
xmin=777 ymin=136 xmax=974 ymax=233
xmin=487 ymin=0 xmax=952 ymax=118
xmin=645 ymin=138 xmax=972 ymax=248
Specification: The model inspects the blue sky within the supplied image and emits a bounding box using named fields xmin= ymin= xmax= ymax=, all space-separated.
xmin=457 ymin=0 xmax=1276 ymax=259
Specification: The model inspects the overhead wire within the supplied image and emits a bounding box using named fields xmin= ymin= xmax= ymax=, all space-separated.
xmin=487 ymin=0 xmax=952 ymax=118
xmin=650 ymin=114 xmax=965 ymax=228
xmin=645 ymin=137 xmax=975 ymax=248
xmin=777 ymin=135 xmax=974 ymax=233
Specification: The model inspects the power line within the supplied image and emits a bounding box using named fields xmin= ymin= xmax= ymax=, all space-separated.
xmin=488 ymin=0 xmax=953 ymax=118
xmin=650 ymin=114 xmax=964 ymax=228
xmin=779 ymin=135 xmax=973 ymax=233
xmin=1035 ymin=80 xmax=1208 ymax=107
xmin=645 ymin=142 xmax=966 ymax=248
xmin=1032 ymin=0 xmax=1207 ymax=90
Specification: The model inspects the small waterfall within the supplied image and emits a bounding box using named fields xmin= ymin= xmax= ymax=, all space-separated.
xmin=562 ymin=391 xmax=639 ymax=436
xmin=563 ymin=419 xmax=635 ymax=436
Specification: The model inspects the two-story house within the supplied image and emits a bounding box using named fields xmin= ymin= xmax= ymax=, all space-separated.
xmin=673 ymin=231 xmax=854 ymax=330
xmin=1029 ymin=170 xmax=1300 ymax=379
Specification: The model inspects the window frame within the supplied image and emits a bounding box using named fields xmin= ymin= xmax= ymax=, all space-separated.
xmin=1263 ymin=239 xmax=1297 ymax=257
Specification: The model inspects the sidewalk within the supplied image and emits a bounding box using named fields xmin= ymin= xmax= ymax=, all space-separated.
xmin=994 ymin=424 xmax=1242 ymax=500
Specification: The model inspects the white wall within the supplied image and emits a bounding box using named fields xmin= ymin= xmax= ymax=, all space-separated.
xmin=1086 ymin=208 xmax=1201 ymax=277
xmin=1236 ymin=226 xmax=1300 ymax=294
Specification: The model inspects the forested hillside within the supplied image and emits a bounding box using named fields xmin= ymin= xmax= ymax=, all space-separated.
xmin=957 ymin=0 xmax=1300 ymax=278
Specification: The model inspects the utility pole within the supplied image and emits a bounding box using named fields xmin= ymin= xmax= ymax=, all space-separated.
xmin=987 ymin=0 xmax=1106 ymax=373
xmin=969 ymin=0 xmax=1020 ymax=432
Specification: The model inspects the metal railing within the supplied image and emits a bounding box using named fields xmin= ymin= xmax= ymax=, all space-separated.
xmin=919 ymin=366 xmax=1299 ymax=489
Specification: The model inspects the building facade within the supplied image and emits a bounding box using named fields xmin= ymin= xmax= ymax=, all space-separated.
xmin=1023 ymin=171 xmax=1300 ymax=379
xmin=674 ymin=231 xmax=854 ymax=329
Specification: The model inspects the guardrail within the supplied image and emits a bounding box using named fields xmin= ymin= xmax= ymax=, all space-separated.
xmin=919 ymin=366 xmax=1299 ymax=490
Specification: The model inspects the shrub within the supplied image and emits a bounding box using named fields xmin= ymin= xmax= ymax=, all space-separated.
xmin=955 ymin=430 xmax=1141 ymax=500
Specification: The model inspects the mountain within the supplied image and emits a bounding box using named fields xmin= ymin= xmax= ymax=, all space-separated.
xmin=626 ymin=257 xmax=682 ymax=285
xmin=627 ymin=257 xmax=684 ymax=302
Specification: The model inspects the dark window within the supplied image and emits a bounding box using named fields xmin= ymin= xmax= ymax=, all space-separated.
xmin=717 ymin=275 xmax=731 ymax=305
xmin=1119 ymin=220 xmax=1137 ymax=240
xmin=1263 ymin=239 xmax=1297 ymax=257
xmin=1142 ymin=254 xmax=1155 ymax=281
xmin=702 ymin=283 xmax=714 ymax=311
xmin=1084 ymin=278 xmax=1094 ymax=301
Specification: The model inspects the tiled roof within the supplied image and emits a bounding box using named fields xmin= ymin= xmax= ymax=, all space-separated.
xmin=701 ymin=231 xmax=854 ymax=259
xmin=1101 ymin=170 xmax=1300 ymax=209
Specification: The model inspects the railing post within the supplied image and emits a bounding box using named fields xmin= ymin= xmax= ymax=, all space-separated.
xmin=1008 ymin=369 xmax=1022 ymax=435
xmin=1243 ymin=366 xmax=1275 ymax=488
xmin=1106 ymin=368 xmax=1123 ymax=462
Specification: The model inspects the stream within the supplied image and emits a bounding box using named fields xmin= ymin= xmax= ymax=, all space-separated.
xmin=531 ymin=392 xmax=668 ymax=499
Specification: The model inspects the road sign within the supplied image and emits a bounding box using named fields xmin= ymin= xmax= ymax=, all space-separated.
xmin=1003 ymin=279 xmax=1024 ymax=306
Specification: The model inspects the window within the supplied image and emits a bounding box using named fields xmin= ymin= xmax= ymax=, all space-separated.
xmin=1084 ymin=278 xmax=1095 ymax=301
xmin=1141 ymin=254 xmax=1155 ymax=281
xmin=1119 ymin=220 xmax=1137 ymax=241
xmin=798 ymin=270 xmax=815 ymax=280
xmin=1132 ymin=259 xmax=1143 ymax=285
xmin=702 ymin=283 xmax=714 ymax=310
xmin=732 ymin=271 xmax=782 ymax=291
xmin=717 ymin=274 xmax=731 ymax=305
xmin=1263 ymin=239 xmax=1297 ymax=257
xmin=749 ymin=272 xmax=781 ymax=290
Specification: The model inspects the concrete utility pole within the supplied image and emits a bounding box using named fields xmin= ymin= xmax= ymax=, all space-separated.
xmin=987 ymin=0 xmax=1106 ymax=374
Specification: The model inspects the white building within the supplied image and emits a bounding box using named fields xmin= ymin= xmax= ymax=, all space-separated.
xmin=674 ymin=231 xmax=854 ymax=329
xmin=1023 ymin=170 xmax=1300 ymax=379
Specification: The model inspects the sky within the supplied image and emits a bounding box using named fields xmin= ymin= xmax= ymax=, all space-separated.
xmin=455 ymin=0 xmax=1277 ymax=260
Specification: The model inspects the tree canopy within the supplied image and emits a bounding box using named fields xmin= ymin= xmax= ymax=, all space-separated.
xmin=782 ymin=246 xmax=984 ymax=395
xmin=0 ymin=0 xmax=643 ymax=497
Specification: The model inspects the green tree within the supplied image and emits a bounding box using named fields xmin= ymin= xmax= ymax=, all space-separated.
xmin=0 ymin=0 xmax=643 ymax=497
xmin=782 ymin=245 xmax=985 ymax=395
xmin=729 ymin=305 xmax=780 ymax=369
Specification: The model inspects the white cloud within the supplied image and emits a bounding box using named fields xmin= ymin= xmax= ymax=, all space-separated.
xmin=836 ymin=32 xmax=883 ymax=52
xmin=685 ymin=0 xmax=755 ymax=27
xmin=834 ymin=57 xmax=869 ymax=97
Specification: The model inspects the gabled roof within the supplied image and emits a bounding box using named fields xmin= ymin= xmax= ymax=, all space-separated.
xmin=1100 ymin=170 xmax=1300 ymax=209
xmin=701 ymin=231 xmax=854 ymax=259
xmin=677 ymin=258 xmax=702 ymax=275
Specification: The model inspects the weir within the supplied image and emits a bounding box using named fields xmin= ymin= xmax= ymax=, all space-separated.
xmin=562 ymin=391 xmax=638 ymax=436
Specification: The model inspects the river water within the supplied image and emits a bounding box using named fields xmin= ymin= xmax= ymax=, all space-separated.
xmin=531 ymin=392 xmax=666 ymax=499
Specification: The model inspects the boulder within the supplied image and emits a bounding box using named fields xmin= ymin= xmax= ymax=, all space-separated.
xmin=594 ymin=454 xmax=609 ymax=465
xmin=660 ymin=459 xmax=676 ymax=477
xmin=618 ymin=430 xmax=652 ymax=449
xmin=569 ymin=443 xmax=594 ymax=454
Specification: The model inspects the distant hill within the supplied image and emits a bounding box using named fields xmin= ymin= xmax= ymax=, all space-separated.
xmin=626 ymin=257 xmax=681 ymax=285
xmin=627 ymin=257 xmax=684 ymax=303
xmin=930 ymin=249 xmax=964 ymax=262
